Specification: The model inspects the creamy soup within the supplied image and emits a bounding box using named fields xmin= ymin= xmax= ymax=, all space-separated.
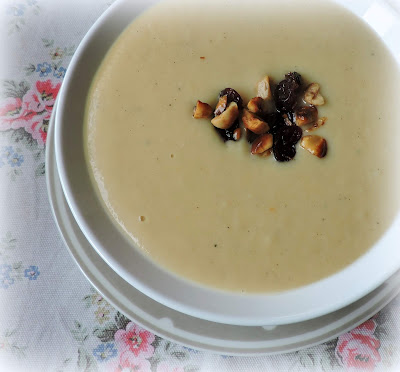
xmin=85 ymin=0 xmax=400 ymax=292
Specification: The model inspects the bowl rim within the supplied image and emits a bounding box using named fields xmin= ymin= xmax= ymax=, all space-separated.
xmin=55 ymin=0 xmax=400 ymax=326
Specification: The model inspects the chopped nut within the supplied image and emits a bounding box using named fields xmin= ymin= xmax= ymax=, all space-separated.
xmin=300 ymin=135 xmax=328 ymax=158
xmin=193 ymin=100 xmax=213 ymax=119
xmin=305 ymin=116 xmax=328 ymax=132
xmin=214 ymin=95 xmax=228 ymax=116
xmin=211 ymin=102 xmax=239 ymax=129
xmin=247 ymin=97 xmax=263 ymax=114
xmin=233 ymin=128 xmax=241 ymax=141
xmin=304 ymin=83 xmax=325 ymax=106
xmin=260 ymin=148 xmax=273 ymax=157
xmin=257 ymin=76 xmax=272 ymax=100
xmin=241 ymin=109 xmax=270 ymax=134
xmin=295 ymin=106 xmax=318 ymax=126
xmin=251 ymin=133 xmax=274 ymax=154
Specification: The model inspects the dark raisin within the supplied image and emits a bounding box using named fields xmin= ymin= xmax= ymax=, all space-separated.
xmin=273 ymin=140 xmax=296 ymax=162
xmin=214 ymin=119 xmax=240 ymax=142
xmin=263 ymin=112 xmax=285 ymax=135
xmin=219 ymin=88 xmax=243 ymax=108
xmin=285 ymin=72 xmax=302 ymax=86
xmin=277 ymin=126 xmax=303 ymax=146
xmin=274 ymin=72 xmax=302 ymax=113
xmin=272 ymin=125 xmax=302 ymax=162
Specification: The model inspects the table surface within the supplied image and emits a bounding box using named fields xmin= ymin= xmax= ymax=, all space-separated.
xmin=1 ymin=0 xmax=400 ymax=371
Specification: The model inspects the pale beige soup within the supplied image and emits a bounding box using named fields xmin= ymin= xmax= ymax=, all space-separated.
xmin=85 ymin=0 xmax=400 ymax=292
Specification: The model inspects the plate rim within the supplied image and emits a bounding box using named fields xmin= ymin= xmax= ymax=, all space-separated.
xmin=53 ymin=0 xmax=400 ymax=326
xmin=47 ymin=103 xmax=400 ymax=356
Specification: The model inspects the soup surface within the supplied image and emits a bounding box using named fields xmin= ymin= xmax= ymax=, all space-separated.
xmin=85 ymin=0 xmax=400 ymax=292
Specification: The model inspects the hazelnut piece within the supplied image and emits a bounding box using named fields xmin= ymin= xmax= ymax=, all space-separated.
xmin=241 ymin=109 xmax=270 ymax=134
xmin=193 ymin=100 xmax=213 ymax=119
xmin=304 ymin=83 xmax=325 ymax=106
xmin=247 ymin=97 xmax=263 ymax=114
xmin=214 ymin=95 xmax=228 ymax=116
xmin=295 ymin=106 xmax=318 ymax=126
xmin=233 ymin=128 xmax=241 ymax=141
xmin=300 ymin=135 xmax=328 ymax=158
xmin=257 ymin=76 xmax=272 ymax=100
xmin=211 ymin=102 xmax=239 ymax=129
xmin=305 ymin=116 xmax=328 ymax=132
xmin=251 ymin=133 xmax=274 ymax=154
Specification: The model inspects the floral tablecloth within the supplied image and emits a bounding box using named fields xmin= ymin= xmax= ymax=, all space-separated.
xmin=1 ymin=1 xmax=400 ymax=371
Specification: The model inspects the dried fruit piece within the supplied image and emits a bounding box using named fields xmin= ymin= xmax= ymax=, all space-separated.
xmin=257 ymin=76 xmax=272 ymax=100
xmin=295 ymin=106 xmax=318 ymax=126
xmin=282 ymin=113 xmax=294 ymax=126
xmin=304 ymin=83 xmax=325 ymax=106
xmin=305 ymin=116 xmax=327 ymax=132
xmin=215 ymin=120 xmax=240 ymax=142
xmin=241 ymin=109 xmax=270 ymax=134
xmin=277 ymin=125 xmax=303 ymax=145
xmin=233 ymin=128 xmax=242 ymax=141
xmin=219 ymin=88 xmax=243 ymax=108
xmin=274 ymin=72 xmax=302 ymax=112
xmin=285 ymin=72 xmax=302 ymax=85
xmin=251 ymin=133 xmax=273 ymax=154
xmin=300 ymin=135 xmax=328 ymax=158
xmin=273 ymin=140 xmax=296 ymax=162
xmin=193 ymin=100 xmax=213 ymax=119
xmin=247 ymin=97 xmax=263 ymax=114
xmin=264 ymin=112 xmax=285 ymax=135
xmin=272 ymin=126 xmax=303 ymax=162
xmin=214 ymin=95 xmax=228 ymax=116
xmin=211 ymin=102 xmax=239 ymax=129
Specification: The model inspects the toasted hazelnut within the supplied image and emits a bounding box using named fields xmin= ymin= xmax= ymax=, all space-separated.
xmin=251 ymin=133 xmax=274 ymax=154
xmin=211 ymin=102 xmax=239 ymax=129
xmin=233 ymin=128 xmax=241 ymax=141
xmin=193 ymin=100 xmax=213 ymax=119
xmin=300 ymin=135 xmax=328 ymax=158
xmin=304 ymin=83 xmax=325 ymax=106
xmin=247 ymin=97 xmax=263 ymax=114
xmin=241 ymin=109 xmax=270 ymax=134
xmin=257 ymin=76 xmax=272 ymax=100
xmin=305 ymin=116 xmax=327 ymax=132
xmin=295 ymin=106 xmax=318 ymax=126
xmin=214 ymin=95 xmax=228 ymax=116
xmin=260 ymin=149 xmax=273 ymax=157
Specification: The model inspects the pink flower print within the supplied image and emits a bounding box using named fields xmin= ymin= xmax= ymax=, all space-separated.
xmin=0 ymin=79 xmax=60 ymax=146
xmin=35 ymin=80 xmax=60 ymax=111
xmin=156 ymin=361 xmax=185 ymax=372
xmin=335 ymin=319 xmax=381 ymax=371
xmin=21 ymin=88 xmax=46 ymax=114
xmin=24 ymin=112 xmax=50 ymax=147
xmin=0 ymin=97 xmax=25 ymax=130
xmin=114 ymin=322 xmax=155 ymax=359
xmin=107 ymin=352 xmax=151 ymax=372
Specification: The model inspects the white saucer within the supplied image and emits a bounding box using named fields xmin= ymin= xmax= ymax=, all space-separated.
xmin=46 ymin=104 xmax=400 ymax=356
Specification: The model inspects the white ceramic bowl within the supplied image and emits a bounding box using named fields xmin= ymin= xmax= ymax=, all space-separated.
xmin=55 ymin=0 xmax=400 ymax=326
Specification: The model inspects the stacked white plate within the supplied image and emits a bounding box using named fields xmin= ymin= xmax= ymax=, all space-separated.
xmin=46 ymin=0 xmax=400 ymax=356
